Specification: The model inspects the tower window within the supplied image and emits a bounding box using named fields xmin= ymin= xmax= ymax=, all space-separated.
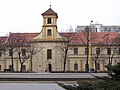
xmin=47 ymin=49 xmax=52 ymax=59
xmin=47 ymin=18 xmax=52 ymax=24
xmin=47 ymin=29 xmax=52 ymax=35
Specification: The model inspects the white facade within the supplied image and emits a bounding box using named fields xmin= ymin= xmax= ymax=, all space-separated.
xmin=75 ymin=24 xmax=120 ymax=32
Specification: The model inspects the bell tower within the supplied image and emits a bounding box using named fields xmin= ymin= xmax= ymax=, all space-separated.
xmin=32 ymin=6 xmax=67 ymax=72
xmin=33 ymin=6 xmax=65 ymax=40
xmin=41 ymin=6 xmax=58 ymax=39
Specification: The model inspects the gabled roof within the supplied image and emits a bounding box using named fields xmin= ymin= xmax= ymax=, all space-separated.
xmin=42 ymin=8 xmax=58 ymax=18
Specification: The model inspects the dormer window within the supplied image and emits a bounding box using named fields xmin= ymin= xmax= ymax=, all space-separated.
xmin=47 ymin=18 xmax=52 ymax=24
xmin=47 ymin=29 xmax=52 ymax=35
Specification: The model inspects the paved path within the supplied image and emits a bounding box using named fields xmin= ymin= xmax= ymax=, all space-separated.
xmin=0 ymin=73 xmax=108 ymax=78
xmin=0 ymin=73 xmax=108 ymax=81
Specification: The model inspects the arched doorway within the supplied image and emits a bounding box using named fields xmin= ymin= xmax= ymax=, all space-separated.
xmin=74 ymin=63 xmax=78 ymax=70
xmin=48 ymin=64 xmax=52 ymax=72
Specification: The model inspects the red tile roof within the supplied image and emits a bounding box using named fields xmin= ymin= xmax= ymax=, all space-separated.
xmin=0 ymin=36 xmax=8 ymax=46
xmin=9 ymin=33 xmax=39 ymax=41
xmin=60 ymin=32 xmax=119 ymax=45
xmin=2 ymin=33 xmax=39 ymax=46
xmin=42 ymin=8 xmax=58 ymax=18
xmin=0 ymin=32 xmax=119 ymax=46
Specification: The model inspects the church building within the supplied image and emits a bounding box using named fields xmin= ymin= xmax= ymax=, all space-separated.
xmin=0 ymin=7 xmax=120 ymax=72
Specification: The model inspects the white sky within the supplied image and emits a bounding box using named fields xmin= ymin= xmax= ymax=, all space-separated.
xmin=0 ymin=0 xmax=120 ymax=35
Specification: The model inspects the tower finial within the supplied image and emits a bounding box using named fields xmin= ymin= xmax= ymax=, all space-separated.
xmin=49 ymin=2 xmax=51 ymax=8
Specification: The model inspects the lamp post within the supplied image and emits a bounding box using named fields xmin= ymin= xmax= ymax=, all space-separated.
xmin=85 ymin=21 xmax=93 ymax=72
xmin=88 ymin=21 xmax=93 ymax=72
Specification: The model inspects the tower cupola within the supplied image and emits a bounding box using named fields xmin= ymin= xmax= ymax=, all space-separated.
xmin=42 ymin=7 xmax=58 ymax=18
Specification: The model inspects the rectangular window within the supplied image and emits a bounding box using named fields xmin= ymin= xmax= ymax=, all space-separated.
xmin=74 ymin=48 xmax=78 ymax=55
xmin=107 ymin=48 xmax=111 ymax=55
xmin=0 ymin=52 xmax=1 ymax=57
xmin=96 ymin=48 xmax=100 ymax=55
xmin=47 ymin=18 xmax=51 ymax=24
xmin=9 ymin=49 xmax=13 ymax=56
xmin=21 ymin=49 xmax=26 ymax=56
xmin=0 ymin=65 xmax=1 ymax=71
xmin=85 ymin=48 xmax=88 ymax=55
xmin=47 ymin=29 xmax=52 ymax=35
xmin=118 ymin=48 xmax=120 ymax=54
xmin=47 ymin=49 xmax=52 ymax=59
xmin=104 ymin=28 xmax=107 ymax=30
xmin=9 ymin=65 xmax=12 ymax=70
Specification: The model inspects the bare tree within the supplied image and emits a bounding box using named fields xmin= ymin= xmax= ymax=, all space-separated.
xmin=103 ymin=33 xmax=119 ymax=65
xmin=58 ymin=27 xmax=77 ymax=72
xmin=8 ymin=33 xmax=27 ymax=72
xmin=0 ymin=36 xmax=7 ymax=62
xmin=90 ymin=33 xmax=108 ymax=72
xmin=0 ymin=36 xmax=6 ymax=54
xmin=10 ymin=33 xmax=31 ymax=72
xmin=7 ymin=33 xmax=44 ymax=72
xmin=24 ymin=43 xmax=44 ymax=72
xmin=59 ymin=33 xmax=75 ymax=72
xmin=80 ymin=26 xmax=98 ymax=72
xmin=6 ymin=32 xmax=18 ymax=71
xmin=91 ymin=46 xmax=104 ymax=72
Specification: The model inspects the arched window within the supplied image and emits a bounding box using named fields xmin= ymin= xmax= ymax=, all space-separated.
xmin=47 ymin=29 xmax=51 ymax=35
xmin=74 ymin=63 xmax=78 ymax=70
xmin=47 ymin=18 xmax=51 ymax=24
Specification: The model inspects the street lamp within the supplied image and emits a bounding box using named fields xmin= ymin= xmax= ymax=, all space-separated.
xmin=85 ymin=21 xmax=93 ymax=72
xmin=88 ymin=21 xmax=93 ymax=72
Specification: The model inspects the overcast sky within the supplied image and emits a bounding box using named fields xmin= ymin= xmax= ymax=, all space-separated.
xmin=0 ymin=0 xmax=120 ymax=35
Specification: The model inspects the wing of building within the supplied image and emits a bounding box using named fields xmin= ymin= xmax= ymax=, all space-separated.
xmin=0 ymin=7 xmax=120 ymax=72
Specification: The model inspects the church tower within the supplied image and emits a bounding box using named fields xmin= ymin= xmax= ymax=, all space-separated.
xmin=42 ymin=6 xmax=58 ymax=39
xmin=34 ymin=6 xmax=64 ymax=40
xmin=32 ymin=6 xmax=66 ymax=72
